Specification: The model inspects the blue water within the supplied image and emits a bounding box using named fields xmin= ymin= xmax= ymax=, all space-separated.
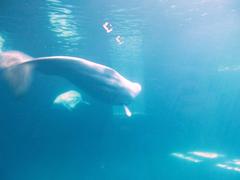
xmin=1 ymin=0 xmax=240 ymax=179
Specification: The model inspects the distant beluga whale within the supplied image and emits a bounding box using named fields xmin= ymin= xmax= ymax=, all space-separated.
xmin=0 ymin=51 xmax=141 ymax=117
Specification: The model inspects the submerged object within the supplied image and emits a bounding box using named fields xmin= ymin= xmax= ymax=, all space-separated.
xmin=217 ymin=159 xmax=240 ymax=173
xmin=53 ymin=90 xmax=84 ymax=110
xmin=171 ymin=152 xmax=202 ymax=163
xmin=189 ymin=151 xmax=221 ymax=159
xmin=123 ymin=105 xmax=132 ymax=117
xmin=115 ymin=35 xmax=124 ymax=45
xmin=0 ymin=51 xmax=141 ymax=116
xmin=102 ymin=22 xmax=113 ymax=33
xmin=171 ymin=150 xmax=240 ymax=174
xmin=171 ymin=150 xmax=223 ymax=164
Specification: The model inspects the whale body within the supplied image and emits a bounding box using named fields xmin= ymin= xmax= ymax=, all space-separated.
xmin=0 ymin=51 xmax=141 ymax=108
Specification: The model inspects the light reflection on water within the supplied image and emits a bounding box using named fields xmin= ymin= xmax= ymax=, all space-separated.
xmin=171 ymin=150 xmax=240 ymax=173
xmin=46 ymin=0 xmax=83 ymax=50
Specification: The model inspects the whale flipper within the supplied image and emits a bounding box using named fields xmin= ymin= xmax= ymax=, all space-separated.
xmin=124 ymin=105 xmax=132 ymax=117
xmin=0 ymin=51 xmax=33 ymax=95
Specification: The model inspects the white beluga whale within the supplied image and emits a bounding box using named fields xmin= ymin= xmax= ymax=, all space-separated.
xmin=0 ymin=51 xmax=141 ymax=117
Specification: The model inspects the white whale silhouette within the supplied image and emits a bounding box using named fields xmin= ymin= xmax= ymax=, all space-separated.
xmin=0 ymin=51 xmax=141 ymax=116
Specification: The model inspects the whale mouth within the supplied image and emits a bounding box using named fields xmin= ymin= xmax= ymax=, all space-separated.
xmin=134 ymin=82 xmax=142 ymax=93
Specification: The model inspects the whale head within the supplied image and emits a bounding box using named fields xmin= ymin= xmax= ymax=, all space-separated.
xmin=130 ymin=82 xmax=142 ymax=99
xmin=117 ymin=78 xmax=142 ymax=105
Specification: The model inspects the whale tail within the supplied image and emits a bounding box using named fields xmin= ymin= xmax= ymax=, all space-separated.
xmin=0 ymin=51 xmax=33 ymax=95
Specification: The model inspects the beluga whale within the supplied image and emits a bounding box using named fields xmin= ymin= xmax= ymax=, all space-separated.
xmin=0 ymin=51 xmax=141 ymax=117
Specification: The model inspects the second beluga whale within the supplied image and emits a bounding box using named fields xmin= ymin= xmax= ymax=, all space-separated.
xmin=0 ymin=51 xmax=141 ymax=116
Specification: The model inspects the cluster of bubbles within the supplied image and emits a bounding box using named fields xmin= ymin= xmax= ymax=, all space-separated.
xmin=102 ymin=21 xmax=124 ymax=45
xmin=171 ymin=150 xmax=240 ymax=173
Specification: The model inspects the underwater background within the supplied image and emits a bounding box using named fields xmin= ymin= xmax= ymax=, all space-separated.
xmin=0 ymin=0 xmax=240 ymax=179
